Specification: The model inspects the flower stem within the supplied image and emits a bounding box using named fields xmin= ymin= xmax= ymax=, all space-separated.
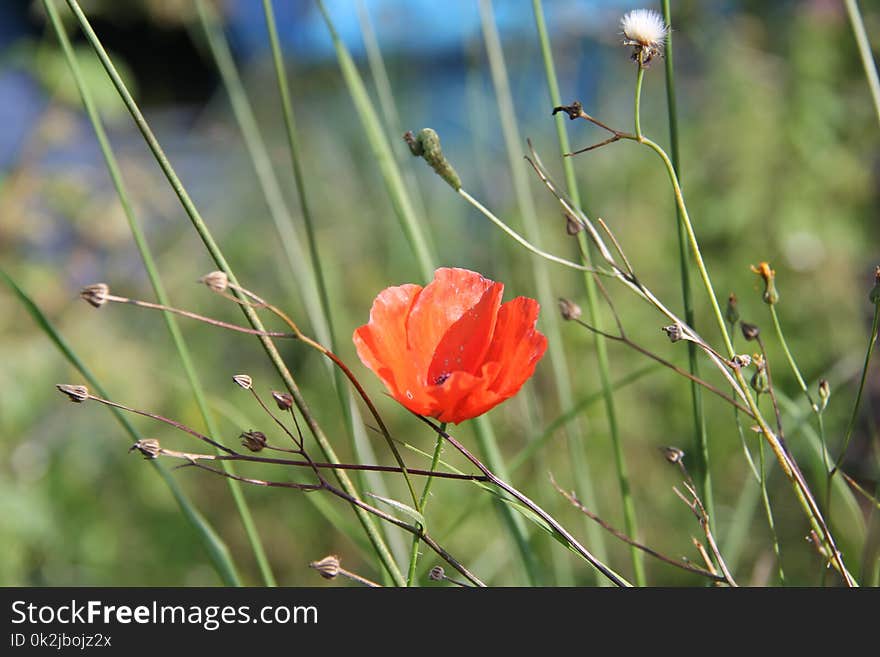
xmin=406 ymin=423 xmax=446 ymax=586
xmin=421 ymin=418 xmax=632 ymax=587
xmin=634 ymin=65 xmax=645 ymax=140
xmin=768 ymin=306 xmax=814 ymax=407
xmin=456 ymin=190 xmax=608 ymax=274
xmin=631 ymin=132 xmax=854 ymax=584
xmin=318 ymin=0 xmax=536 ymax=585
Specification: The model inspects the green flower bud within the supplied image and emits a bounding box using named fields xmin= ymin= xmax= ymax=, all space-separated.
xmin=750 ymin=354 xmax=769 ymax=395
xmin=817 ymin=379 xmax=830 ymax=412
xmin=725 ymin=293 xmax=739 ymax=327
xmin=404 ymin=128 xmax=461 ymax=191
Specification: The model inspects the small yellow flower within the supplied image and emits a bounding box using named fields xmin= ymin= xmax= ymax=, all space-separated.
xmin=750 ymin=261 xmax=779 ymax=305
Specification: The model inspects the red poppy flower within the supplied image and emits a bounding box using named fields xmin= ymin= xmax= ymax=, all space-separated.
xmin=353 ymin=267 xmax=548 ymax=424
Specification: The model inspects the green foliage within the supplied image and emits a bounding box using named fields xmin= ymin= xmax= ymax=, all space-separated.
xmin=1 ymin=2 xmax=877 ymax=586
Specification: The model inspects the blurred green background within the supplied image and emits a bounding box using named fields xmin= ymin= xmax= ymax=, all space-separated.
xmin=1 ymin=0 xmax=878 ymax=586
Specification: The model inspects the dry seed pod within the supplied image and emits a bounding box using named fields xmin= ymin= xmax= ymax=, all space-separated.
xmin=57 ymin=384 xmax=89 ymax=403
xmin=558 ymin=298 xmax=582 ymax=321
xmin=310 ymin=555 xmax=341 ymax=580
xmin=80 ymin=283 xmax=110 ymax=308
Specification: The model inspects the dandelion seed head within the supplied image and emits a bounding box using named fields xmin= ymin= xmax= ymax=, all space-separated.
xmin=621 ymin=9 xmax=668 ymax=47
xmin=620 ymin=9 xmax=668 ymax=66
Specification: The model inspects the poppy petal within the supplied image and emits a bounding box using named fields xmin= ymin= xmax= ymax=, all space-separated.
xmin=354 ymin=270 xmax=546 ymax=425
xmin=429 ymin=362 xmax=503 ymax=424
xmin=353 ymin=283 xmax=435 ymax=414
xmin=484 ymin=296 xmax=548 ymax=397
xmin=427 ymin=282 xmax=502 ymax=385
xmin=406 ymin=268 xmax=499 ymax=376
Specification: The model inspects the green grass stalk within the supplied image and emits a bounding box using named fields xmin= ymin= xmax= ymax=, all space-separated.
xmin=482 ymin=0 xmax=601 ymax=585
xmin=260 ymin=0 xmax=410 ymax=567
xmin=758 ymin=438 xmax=786 ymax=584
xmin=63 ymin=0 xmax=406 ymax=587
xmin=317 ymin=0 xmax=540 ymax=585
xmin=406 ymin=424 xmax=446 ymax=586
xmin=767 ymin=304 xmax=833 ymax=520
xmin=44 ymin=0 xmax=273 ymax=585
xmin=1 ymin=267 xmax=242 ymax=586
xmin=725 ymin=331 xmax=781 ymax=582
xmin=315 ymin=0 xmax=436 ymax=279
xmin=354 ymin=0 xmax=429 ymax=221
xmin=845 ymin=0 xmax=880 ymax=127
xmin=530 ymin=0 xmax=639 ymax=584
xmin=661 ymin=0 xmax=713 ymax=531
xmin=638 ymin=133 xmax=854 ymax=583
xmin=832 ymin=304 xmax=879 ymax=485
xmin=193 ymin=0 xmax=326 ymax=342
xmin=634 ymin=65 xmax=645 ymax=140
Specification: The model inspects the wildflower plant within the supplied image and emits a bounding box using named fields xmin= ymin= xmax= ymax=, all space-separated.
xmin=12 ymin=0 xmax=877 ymax=588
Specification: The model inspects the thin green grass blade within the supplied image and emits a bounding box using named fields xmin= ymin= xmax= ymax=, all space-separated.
xmin=661 ymin=0 xmax=713 ymax=535
xmin=192 ymin=0 xmax=327 ymax=344
xmin=777 ymin=392 xmax=865 ymax=541
xmin=315 ymin=0 xmax=437 ymax=280
xmin=260 ymin=0 xmax=409 ymax=569
xmin=317 ymin=0 xmax=543 ymax=585
xmin=529 ymin=0 xmax=639 ymax=584
xmin=199 ymin=0 xmax=409 ymax=568
xmin=480 ymin=0 xmax=603 ymax=587
xmin=62 ymin=0 xmax=405 ymax=587
xmin=845 ymin=0 xmax=880 ymax=127
xmin=510 ymin=364 xmax=660 ymax=472
xmin=439 ymin=365 xmax=658 ymax=561
xmin=354 ymin=0 xmax=429 ymax=221
xmin=44 ymin=0 xmax=275 ymax=586
xmin=0 ymin=267 xmax=242 ymax=586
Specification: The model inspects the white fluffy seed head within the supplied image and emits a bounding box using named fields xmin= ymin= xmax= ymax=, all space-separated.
xmin=620 ymin=9 xmax=668 ymax=66
xmin=620 ymin=9 xmax=668 ymax=48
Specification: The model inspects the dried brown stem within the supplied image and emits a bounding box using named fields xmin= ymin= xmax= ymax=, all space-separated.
xmin=144 ymin=445 xmax=486 ymax=481
xmin=416 ymin=416 xmax=632 ymax=587
xmin=571 ymin=319 xmax=754 ymax=417
xmin=550 ymin=474 xmax=726 ymax=582
xmin=754 ymin=335 xmax=789 ymax=456
xmin=75 ymin=387 xmax=484 ymax=586
xmin=674 ymin=481 xmax=737 ymax=587
xmin=214 ymin=283 xmax=421 ymax=510
xmin=81 ymin=392 xmax=235 ymax=454
xmin=105 ymin=294 xmax=292 ymax=338
xmin=596 ymin=217 xmax=636 ymax=279
xmin=692 ymin=539 xmax=719 ymax=580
